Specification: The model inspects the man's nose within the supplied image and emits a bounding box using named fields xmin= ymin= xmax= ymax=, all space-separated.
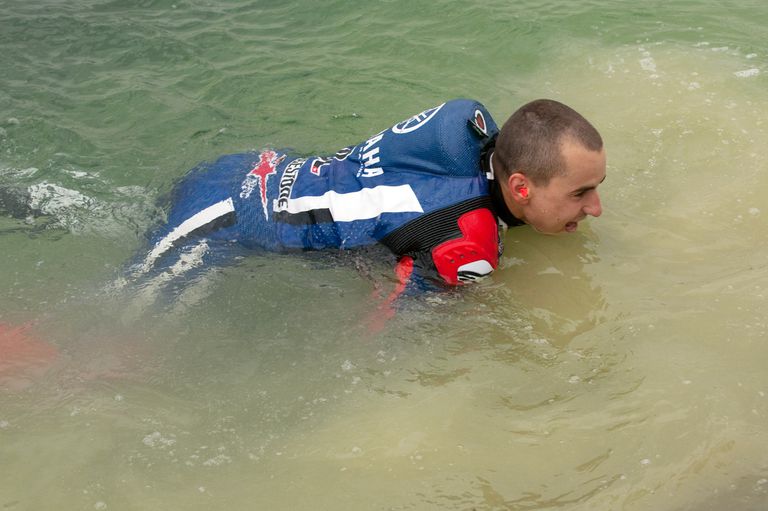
xmin=584 ymin=191 xmax=602 ymax=218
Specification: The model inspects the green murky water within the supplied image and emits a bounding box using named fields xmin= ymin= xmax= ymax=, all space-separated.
xmin=1 ymin=1 xmax=767 ymax=509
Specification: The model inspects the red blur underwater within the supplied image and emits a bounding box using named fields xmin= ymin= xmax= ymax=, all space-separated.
xmin=0 ymin=322 xmax=59 ymax=391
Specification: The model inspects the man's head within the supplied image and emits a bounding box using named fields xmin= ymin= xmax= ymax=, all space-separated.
xmin=492 ymin=99 xmax=606 ymax=234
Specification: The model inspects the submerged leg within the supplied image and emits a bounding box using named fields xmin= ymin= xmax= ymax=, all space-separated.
xmin=113 ymin=194 xmax=242 ymax=319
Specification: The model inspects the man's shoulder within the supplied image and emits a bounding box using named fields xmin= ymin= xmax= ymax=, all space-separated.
xmin=438 ymin=98 xmax=497 ymax=136
xmin=428 ymin=99 xmax=497 ymax=177
xmin=343 ymin=99 xmax=499 ymax=180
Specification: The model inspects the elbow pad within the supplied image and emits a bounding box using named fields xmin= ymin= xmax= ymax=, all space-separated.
xmin=431 ymin=208 xmax=499 ymax=285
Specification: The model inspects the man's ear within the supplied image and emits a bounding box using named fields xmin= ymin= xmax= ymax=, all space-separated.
xmin=507 ymin=172 xmax=531 ymax=203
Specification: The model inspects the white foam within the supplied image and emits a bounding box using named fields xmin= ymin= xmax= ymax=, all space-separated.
xmin=1 ymin=166 xmax=38 ymax=178
xmin=22 ymin=177 xmax=159 ymax=238
xmin=28 ymin=181 xmax=95 ymax=214
xmin=640 ymin=57 xmax=657 ymax=73
xmin=142 ymin=431 xmax=176 ymax=448
xmin=114 ymin=185 xmax=149 ymax=197
xmin=62 ymin=169 xmax=94 ymax=179
xmin=735 ymin=68 xmax=760 ymax=78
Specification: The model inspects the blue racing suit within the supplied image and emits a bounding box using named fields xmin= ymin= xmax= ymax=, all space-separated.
xmin=129 ymin=99 xmax=511 ymax=288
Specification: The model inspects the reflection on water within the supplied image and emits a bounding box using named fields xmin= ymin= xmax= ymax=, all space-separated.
xmin=2 ymin=4 xmax=768 ymax=510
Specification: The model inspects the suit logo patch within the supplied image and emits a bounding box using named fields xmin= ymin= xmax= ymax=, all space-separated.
xmin=240 ymin=150 xmax=286 ymax=219
xmin=391 ymin=103 xmax=445 ymax=134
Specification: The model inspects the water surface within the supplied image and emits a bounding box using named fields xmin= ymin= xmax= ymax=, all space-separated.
xmin=1 ymin=1 xmax=767 ymax=509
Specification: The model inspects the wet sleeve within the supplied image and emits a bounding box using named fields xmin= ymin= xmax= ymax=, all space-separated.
xmin=389 ymin=207 xmax=501 ymax=296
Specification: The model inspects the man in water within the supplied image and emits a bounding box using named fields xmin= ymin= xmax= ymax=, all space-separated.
xmin=126 ymin=98 xmax=605 ymax=292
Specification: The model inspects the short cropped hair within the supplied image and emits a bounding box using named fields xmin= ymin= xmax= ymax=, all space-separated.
xmin=493 ymin=99 xmax=603 ymax=185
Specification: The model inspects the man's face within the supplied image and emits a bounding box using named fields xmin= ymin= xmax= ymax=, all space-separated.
xmin=519 ymin=140 xmax=606 ymax=234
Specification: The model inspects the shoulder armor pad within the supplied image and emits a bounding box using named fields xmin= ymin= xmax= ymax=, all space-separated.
xmin=431 ymin=208 xmax=499 ymax=285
